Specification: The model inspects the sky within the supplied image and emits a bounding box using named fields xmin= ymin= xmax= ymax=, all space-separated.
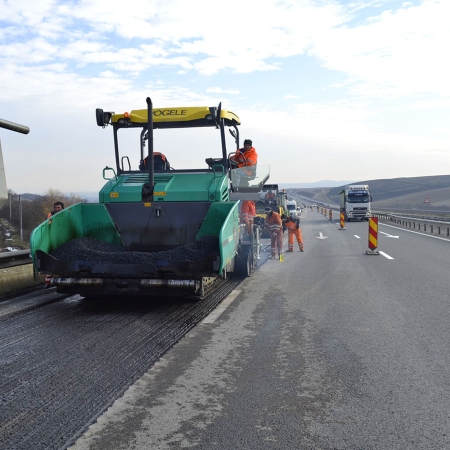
xmin=1 ymin=0 xmax=449 ymax=195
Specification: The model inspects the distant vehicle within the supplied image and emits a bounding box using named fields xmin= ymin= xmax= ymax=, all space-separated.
xmin=231 ymin=184 xmax=288 ymax=238
xmin=339 ymin=184 xmax=372 ymax=221
xmin=312 ymin=203 xmax=317 ymax=207
xmin=259 ymin=184 xmax=288 ymax=215
xmin=286 ymin=199 xmax=300 ymax=217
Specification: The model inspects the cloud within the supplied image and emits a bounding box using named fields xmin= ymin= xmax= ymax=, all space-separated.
xmin=206 ymin=87 xmax=240 ymax=95
xmin=1 ymin=0 xmax=450 ymax=193
xmin=310 ymin=0 xmax=450 ymax=97
xmin=2 ymin=0 xmax=448 ymax=94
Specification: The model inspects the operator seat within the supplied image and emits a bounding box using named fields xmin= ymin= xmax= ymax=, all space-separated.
xmin=140 ymin=152 xmax=171 ymax=171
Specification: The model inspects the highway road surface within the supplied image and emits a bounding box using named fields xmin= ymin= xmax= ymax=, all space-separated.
xmin=69 ymin=209 xmax=450 ymax=449
xmin=2 ymin=207 xmax=450 ymax=449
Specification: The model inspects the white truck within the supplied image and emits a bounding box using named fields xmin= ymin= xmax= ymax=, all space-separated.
xmin=286 ymin=199 xmax=300 ymax=217
xmin=339 ymin=184 xmax=372 ymax=221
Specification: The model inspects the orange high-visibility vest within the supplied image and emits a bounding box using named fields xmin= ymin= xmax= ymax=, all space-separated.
xmin=240 ymin=200 xmax=256 ymax=223
xmin=284 ymin=217 xmax=300 ymax=231
xmin=266 ymin=211 xmax=282 ymax=233
xmin=231 ymin=147 xmax=258 ymax=175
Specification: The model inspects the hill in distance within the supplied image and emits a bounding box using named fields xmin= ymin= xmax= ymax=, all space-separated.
xmin=18 ymin=175 xmax=450 ymax=209
xmin=287 ymin=174 xmax=450 ymax=209
xmin=280 ymin=180 xmax=355 ymax=189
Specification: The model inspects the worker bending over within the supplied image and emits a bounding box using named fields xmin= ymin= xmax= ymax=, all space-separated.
xmin=240 ymin=200 xmax=256 ymax=235
xmin=265 ymin=207 xmax=283 ymax=259
xmin=282 ymin=214 xmax=304 ymax=252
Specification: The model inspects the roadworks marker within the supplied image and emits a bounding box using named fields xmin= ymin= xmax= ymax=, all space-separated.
xmin=366 ymin=217 xmax=380 ymax=255
xmin=338 ymin=211 xmax=346 ymax=230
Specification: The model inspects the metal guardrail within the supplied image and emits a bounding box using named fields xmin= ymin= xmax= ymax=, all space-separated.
xmin=373 ymin=207 xmax=450 ymax=221
xmin=373 ymin=212 xmax=450 ymax=238
xmin=0 ymin=250 xmax=32 ymax=269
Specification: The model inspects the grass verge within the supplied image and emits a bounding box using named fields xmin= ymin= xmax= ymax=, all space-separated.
xmin=0 ymin=265 xmax=43 ymax=297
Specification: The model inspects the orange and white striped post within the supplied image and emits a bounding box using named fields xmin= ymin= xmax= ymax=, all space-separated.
xmin=329 ymin=209 xmax=332 ymax=221
xmin=339 ymin=211 xmax=346 ymax=230
xmin=366 ymin=217 xmax=380 ymax=255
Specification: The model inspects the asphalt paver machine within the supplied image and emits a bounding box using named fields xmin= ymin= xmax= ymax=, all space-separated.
xmin=30 ymin=98 xmax=270 ymax=298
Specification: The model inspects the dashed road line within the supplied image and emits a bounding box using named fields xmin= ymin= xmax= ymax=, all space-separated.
xmin=379 ymin=251 xmax=394 ymax=260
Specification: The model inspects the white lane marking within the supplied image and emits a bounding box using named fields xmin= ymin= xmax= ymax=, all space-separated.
xmin=379 ymin=251 xmax=394 ymax=260
xmin=201 ymin=290 xmax=242 ymax=324
xmin=380 ymin=223 xmax=450 ymax=242
xmin=379 ymin=231 xmax=399 ymax=238
xmin=354 ymin=235 xmax=361 ymax=239
xmin=317 ymin=232 xmax=328 ymax=239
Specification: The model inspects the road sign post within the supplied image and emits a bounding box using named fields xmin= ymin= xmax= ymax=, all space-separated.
xmin=0 ymin=118 xmax=30 ymax=210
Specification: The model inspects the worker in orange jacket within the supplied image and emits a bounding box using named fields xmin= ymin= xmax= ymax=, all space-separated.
xmin=265 ymin=190 xmax=276 ymax=205
xmin=265 ymin=207 xmax=283 ymax=259
xmin=282 ymin=214 xmax=304 ymax=252
xmin=47 ymin=201 xmax=64 ymax=220
xmin=44 ymin=202 xmax=65 ymax=289
xmin=230 ymin=139 xmax=258 ymax=187
xmin=240 ymin=200 xmax=256 ymax=234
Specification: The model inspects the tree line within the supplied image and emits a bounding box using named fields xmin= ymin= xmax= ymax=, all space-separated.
xmin=0 ymin=188 xmax=86 ymax=246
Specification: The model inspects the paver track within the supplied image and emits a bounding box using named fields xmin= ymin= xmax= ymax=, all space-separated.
xmin=0 ymin=278 xmax=242 ymax=450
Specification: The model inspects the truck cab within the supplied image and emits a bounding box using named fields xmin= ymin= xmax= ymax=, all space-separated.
xmin=258 ymin=185 xmax=288 ymax=215
xmin=286 ymin=199 xmax=300 ymax=217
xmin=340 ymin=184 xmax=372 ymax=221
